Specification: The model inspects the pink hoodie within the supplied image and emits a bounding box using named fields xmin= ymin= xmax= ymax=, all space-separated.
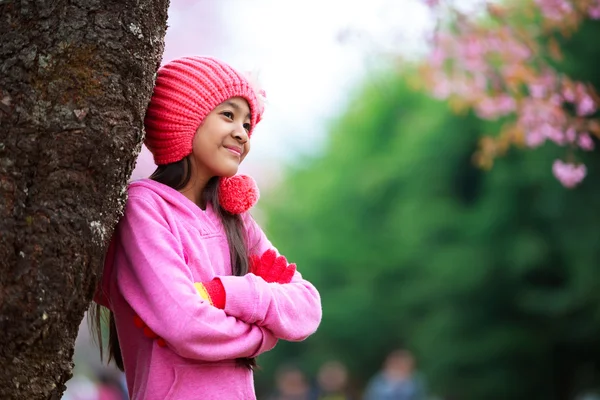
xmin=96 ymin=179 xmax=322 ymax=399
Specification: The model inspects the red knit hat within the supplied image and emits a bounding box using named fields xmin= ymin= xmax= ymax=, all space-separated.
xmin=144 ymin=56 xmax=264 ymax=165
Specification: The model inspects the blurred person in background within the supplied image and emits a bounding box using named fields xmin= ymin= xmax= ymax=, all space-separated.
xmin=62 ymin=369 xmax=126 ymax=400
xmin=95 ymin=369 xmax=128 ymax=400
xmin=576 ymin=392 xmax=600 ymax=400
xmin=268 ymin=363 xmax=314 ymax=400
xmin=363 ymin=349 xmax=426 ymax=400
xmin=314 ymin=360 xmax=354 ymax=400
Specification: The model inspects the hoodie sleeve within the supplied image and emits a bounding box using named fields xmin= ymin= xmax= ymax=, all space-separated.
xmin=113 ymin=194 xmax=277 ymax=362
xmin=218 ymin=214 xmax=322 ymax=342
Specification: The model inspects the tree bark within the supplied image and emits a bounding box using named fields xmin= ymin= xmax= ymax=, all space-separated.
xmin=0 ymin=0 xmax=169 ymax=398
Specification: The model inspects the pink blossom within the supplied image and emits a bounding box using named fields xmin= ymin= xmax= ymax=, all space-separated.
xmin=497 ymin=95 xmax=516 ymax=114
xmin=519 ymin=100 xmax=538 ymax=126
xmin=552 ymin=159 xmax=587 ymax=188
xmin=526 ymin=128 xmax=547 ymax=147
xmin=436 ymin=31 xmax=454 ymax=48
xmin=430 ymin=47 xmax=446 ymax=67
xmin=528 ymin=71 xmax=557 ymax=99
xmin=453 ymin=76 xmax=477 ymax=98
xmin=424 ymin=0 xmax=441 ymax=8
xmin=562 ymin=85 xmax=576 ymax=102
xmin=549 ymin=94 xmax=563 ymax=106
xmin=521 ymin=98 xmax=570 ymax=147
xmin=500 ymin=64 xmax=523 ymax=82
xmin=529 ymin=83 xmax=546 ymax=99
xmin=519 ymin=98 xmax=567 ymax=136
xmin=463 ymin=36 xmax=485 ymax=58
xmin=472 ymin=73 xmax=488 ymax=92
xmin=487 ymin=36 xmax=503 ymax=51
xmin=576 ymin=94 xmax=597 ymax=116
xmin=589 ymin=2 xmax=600 ymax=19
xmin=541 ymin=123 xmax=565 ymax=145
xmin=432 ymin=78 xmax=451 ymax=99
xmin=535 ymin=0 xmax=573 ymax=20
xmin=504 ymin=40 xmax=531 ymax=61
xmin=475 ymin=95 xmax=516 ymax=119
xmin=565 ymin=127 xmax=576 ymax=142
xmin=541 ymin=70 xmax=557 ymax=88
xmin=461 ymin=36 xmax=487 ymax=71
xmin=578 ymin=132 xmax=595 ymax=151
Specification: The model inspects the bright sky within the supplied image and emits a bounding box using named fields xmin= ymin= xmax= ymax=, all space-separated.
xmin=131 ymin=0 xmax=435 ymax=185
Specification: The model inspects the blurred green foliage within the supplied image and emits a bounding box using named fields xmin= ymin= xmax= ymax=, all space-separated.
xmin=256 ymin=20 xmax=600 ymax=400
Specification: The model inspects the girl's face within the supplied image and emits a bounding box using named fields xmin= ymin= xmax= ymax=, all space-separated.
xmin=190 ymin=97 xmax=252 ymax=180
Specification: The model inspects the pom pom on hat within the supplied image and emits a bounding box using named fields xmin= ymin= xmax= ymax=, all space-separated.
xmin=218 ymin=174 xmax=260 ymax=214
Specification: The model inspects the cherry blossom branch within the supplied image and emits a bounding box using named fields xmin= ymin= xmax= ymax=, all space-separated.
xmin=420 ymin=0 xmax=600 ymax=188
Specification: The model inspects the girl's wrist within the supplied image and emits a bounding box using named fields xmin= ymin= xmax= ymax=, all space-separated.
xmin=195 ymin=278 xmax=226 ymax=309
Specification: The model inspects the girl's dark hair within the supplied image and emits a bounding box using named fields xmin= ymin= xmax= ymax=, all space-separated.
xmin=91 ymin=157 xmax=256 ymax=371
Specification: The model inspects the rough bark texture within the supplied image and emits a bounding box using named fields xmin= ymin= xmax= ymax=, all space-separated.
xmin=0 ymin=0 xmax=169 ymax=398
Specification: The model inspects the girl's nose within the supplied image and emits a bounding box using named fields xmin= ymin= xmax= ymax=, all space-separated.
xmin=233 ymin=125 xmax=249 ymax=143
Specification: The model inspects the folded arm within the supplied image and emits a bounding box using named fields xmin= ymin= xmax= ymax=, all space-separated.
xmin=115 ymin=195 xmax=277 ymax=361
xmin=219 ymin=270 xmax=322 ymax=341
xmin=215 ymin=214 xmax=323 ymax=341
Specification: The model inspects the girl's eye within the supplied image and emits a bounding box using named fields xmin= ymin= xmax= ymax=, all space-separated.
xmin=222 ymin=111 xmax=234 ymax=119
xmin=243 ymin=123 xmax=251 ymax=132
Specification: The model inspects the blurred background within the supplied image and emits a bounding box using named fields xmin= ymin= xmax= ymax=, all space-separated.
xmin=63 ymin=0 xmax=600 ymax=399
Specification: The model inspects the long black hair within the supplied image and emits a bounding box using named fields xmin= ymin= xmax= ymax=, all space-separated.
xmin=91 ymin=157 xmax=256 ymax=371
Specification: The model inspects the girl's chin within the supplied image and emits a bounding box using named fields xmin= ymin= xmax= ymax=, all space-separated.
xmin=220 ymin=167 xmax=239 ymax=178
xmin=213 ymin=159 xmax=240 ymax=178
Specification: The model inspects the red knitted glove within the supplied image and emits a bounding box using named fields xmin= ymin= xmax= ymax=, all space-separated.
xmin=249 ymin=249 xmax=296 ymax=284
xmin=194 ymin=278 xmax=226 ymax=309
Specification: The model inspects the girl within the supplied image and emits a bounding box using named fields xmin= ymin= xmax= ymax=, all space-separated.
xmin=93 ymin=56 xmax=322 ymax=400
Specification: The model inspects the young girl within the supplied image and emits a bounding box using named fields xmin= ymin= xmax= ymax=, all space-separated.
xmin=93 ymin=56 xmax=322 ymax=400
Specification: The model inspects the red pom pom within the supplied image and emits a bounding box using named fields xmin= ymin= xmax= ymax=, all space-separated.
xmin=218 ymin=174 xmax=260 ymax=214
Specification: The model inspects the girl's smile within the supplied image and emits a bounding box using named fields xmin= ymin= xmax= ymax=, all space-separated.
xmin=224 ymin=145 xmax=243 ymax=157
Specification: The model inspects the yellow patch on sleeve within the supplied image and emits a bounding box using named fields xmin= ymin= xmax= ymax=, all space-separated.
xmin=193 ymin=282 xmax=214 ymax=306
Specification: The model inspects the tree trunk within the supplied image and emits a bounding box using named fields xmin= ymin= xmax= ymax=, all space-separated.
xmin=0 ymin=0 xmax=169 ymax=398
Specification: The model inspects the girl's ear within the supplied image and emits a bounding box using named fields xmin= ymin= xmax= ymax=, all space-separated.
xmin=218 ymin=175 xmax=260 ymax=214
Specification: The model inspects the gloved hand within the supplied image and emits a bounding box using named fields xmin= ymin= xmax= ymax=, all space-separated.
xmin=249 ymin=249 xmax=296 ymax=284
xmin=194 ymin=278 xmax=226 ymax=309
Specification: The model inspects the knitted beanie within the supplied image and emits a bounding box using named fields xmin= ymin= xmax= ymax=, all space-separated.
xmin=144 ymin=56 xmax=264 ymax=165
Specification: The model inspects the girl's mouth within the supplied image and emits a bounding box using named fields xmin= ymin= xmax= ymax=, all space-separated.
xmin=225 ymin=146 xmax=242 ymax=157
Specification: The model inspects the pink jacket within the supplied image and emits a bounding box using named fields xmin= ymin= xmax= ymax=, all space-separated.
xmin=96 ymin=179 xmax=322 ymax=399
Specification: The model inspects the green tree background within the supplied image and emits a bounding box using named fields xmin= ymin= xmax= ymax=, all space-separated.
xmin=255 ymin=20 xmax=600 ymax=400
